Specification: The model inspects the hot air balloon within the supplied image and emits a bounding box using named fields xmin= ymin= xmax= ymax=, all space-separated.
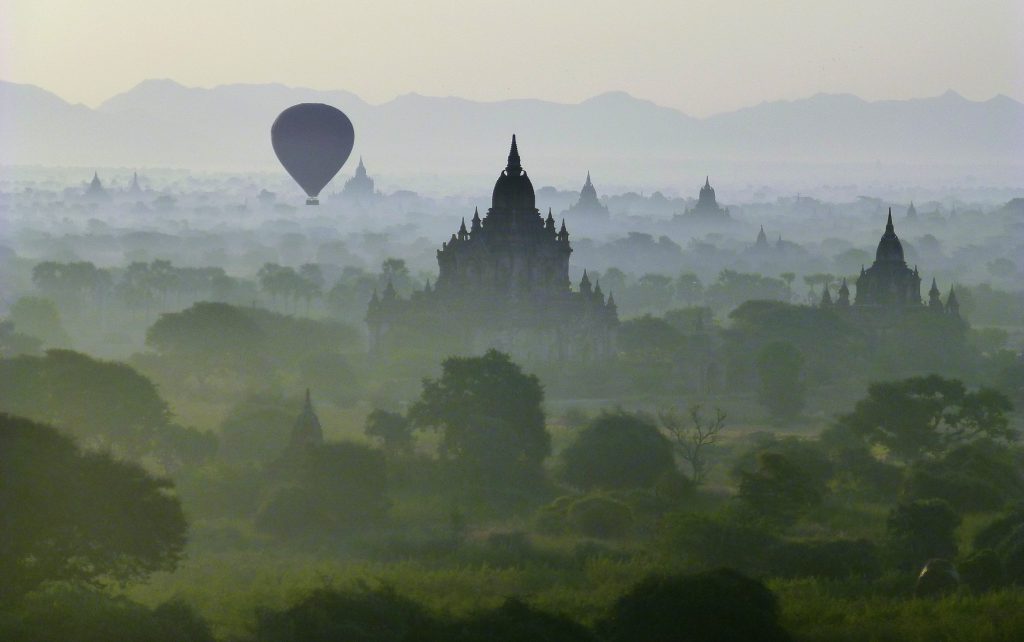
xmin=271 ymin=103 xmax=355 ymax=205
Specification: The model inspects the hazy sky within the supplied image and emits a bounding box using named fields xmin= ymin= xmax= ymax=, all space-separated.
xmin=4 ymin=0 xmax=1022 ymax=115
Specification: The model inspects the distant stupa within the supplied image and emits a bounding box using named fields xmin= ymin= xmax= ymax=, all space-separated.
xmin=289 ymin=389 xmax=324 ymax=451
xmin=564 ymin=171 xmax=610 ymax=219
xmin=85 ymin=171 xmax=109 ymax=200
xmin=682 ymin=176 xmax=729 ymax=219
xmin=342 ymin=157 xmax=376 ymax=199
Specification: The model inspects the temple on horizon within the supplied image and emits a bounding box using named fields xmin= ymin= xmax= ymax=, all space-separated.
xmin=341 ymin=157 xmax=376 ymax=199
xmin=367 ymin=136 xmax=618 ymax=361
xmin=564 ymin=172 xmax=610 ymax=220
xmin=84 ymin=172 xmax=109 ymax=200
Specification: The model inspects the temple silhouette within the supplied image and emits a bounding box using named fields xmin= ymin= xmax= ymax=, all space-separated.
xmin=84 ymin=172 xmax=109 ymax=200
xmin=681 ymin=176 xmax=729 ymax=219
xmin=564 ymin=172 xmax=610 ymax=220
xmin=367 ymin=136 xmax=618 ymax=361
xmin=341 ymin=157 xmax=376 ymax=199
xmin=822 ymin=210 xmax=959 ymax=316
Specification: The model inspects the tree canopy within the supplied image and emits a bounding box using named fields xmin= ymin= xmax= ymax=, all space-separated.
xmin=837 ymin=375 xmax=1015 ymax=461
xmin=0 ymin=349 xmax=171 ymax=457
xmin=0 ymin=414 xmax=187 ymax=601
xmin=560 ymin=411 xmax=675 ymax=490
xmin=409 ymin=350 xmax=549 ymax=487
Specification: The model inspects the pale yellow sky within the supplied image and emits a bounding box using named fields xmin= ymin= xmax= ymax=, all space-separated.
xmin=3 ymin=0 xmax=1022 ymax=115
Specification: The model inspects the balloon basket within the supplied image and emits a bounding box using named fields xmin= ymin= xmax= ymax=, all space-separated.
xmin=306 ymin=197 xmax=319 ymax=206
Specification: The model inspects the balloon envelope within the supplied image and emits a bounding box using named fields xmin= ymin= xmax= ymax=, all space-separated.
xmin=271 ymin=103 xmax=355 ymax=202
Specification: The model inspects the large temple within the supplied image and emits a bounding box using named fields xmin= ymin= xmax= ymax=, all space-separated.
xmin=853 ymin=210 xmax=923 ymax=307
xmin=822 ymin=210 xmax=959 ymax=316
xmin=367 ymin=136 xmax=618 ymax=361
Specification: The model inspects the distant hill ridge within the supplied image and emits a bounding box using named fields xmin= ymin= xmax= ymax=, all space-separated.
xmin=1 ymin=79 xmax=1021 ymax=183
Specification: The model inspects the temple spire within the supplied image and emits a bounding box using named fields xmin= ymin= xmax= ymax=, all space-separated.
xmin=819 ymin=284 xmax=833 ymax=308
xmin=946 ymin=286 xmax=960 ymax=317
xmin=507 ymin=134 xmax=521 ymax=171
xmin=579 ymin=270 xmax=593 ymax=297
xmin=837 ymin=278 xmax=850 ymax=306
xmin=705 ymin=176 xmax=710 ymax=188
xmin=886 ymin=208 xmax=894 ymax=232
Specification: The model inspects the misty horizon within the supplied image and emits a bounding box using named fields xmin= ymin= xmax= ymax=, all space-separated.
xmin=6 ymin=76 xmax=1019 ymax=117
xmin=4 ymin=77 xmax=1022 ymax=196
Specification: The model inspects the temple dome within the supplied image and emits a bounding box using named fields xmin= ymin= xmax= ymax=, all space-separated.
xmin=875 ymin=209 xmax=905 ymax=263
xmin=491 ymin=135 xmax=536 ymax=212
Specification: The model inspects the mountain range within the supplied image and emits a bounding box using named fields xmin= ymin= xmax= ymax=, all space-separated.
xmin=2 ymin=79 xmax=1021 ymax=188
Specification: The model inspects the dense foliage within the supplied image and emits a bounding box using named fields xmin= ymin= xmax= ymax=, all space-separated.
xmin=0 ymin=414 xmax=187 ymax=601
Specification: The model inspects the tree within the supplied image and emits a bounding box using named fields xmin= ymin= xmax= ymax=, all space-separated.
xmin=705 ymin=270 xmax=789 ymax=313
xmin=737 ymin=452 xmax=825 ymax=523
xmin=409 ymin=350 xmax=549 ymax=488
xmin=257 ymin=442 xmax=389 ymax=540
xmin=886 ymin=498 xmax=960 ymax=570
xmin=0 ymin=414 xmax=187 ymax=601
xmin=219 ymin=394 xmax=296 ymax=463
xmin=756 ymin=341 xmax=805 ymax=421
xmin=903 ymin=439 xmax=1024 ymax=512
xmin=674 ymin=273 xmax=704 ymax=307
xmin=779 ymin=272 xmax=796 ymax=300
xmin=560 ymin=411 xmax=674 ymax=490
xmin=8 ymin=297 xmax=71 ymax=348
xmin=298 ymin=352 xmax=361 ymax=407
xmin=364 ymin=409 xmax=414 ymax=456
xmin=658 ymin=405 xmax=726 ymax=484
xmin=634 ymin=273 xmax=675 ymax=311
xmin=144 ymin=303 xmax=266 ymax=387
xmin=145 ymin=301 xmax=264 ymax=378
xmin=298 ymin=263 xmax=325 ymax=313
xmin=0 ymin=320 xmax=42 ymax=357
xmin=0 ymin=350 xmax=172 ymax=457
xmin=837 ymin=375 xmax=1015 ymax=462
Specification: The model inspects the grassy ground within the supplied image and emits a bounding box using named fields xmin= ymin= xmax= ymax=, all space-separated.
xmin=124 ymin=548 xmax=1024 ymax=641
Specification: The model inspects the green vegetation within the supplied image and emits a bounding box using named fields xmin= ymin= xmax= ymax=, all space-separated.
xmin=2 ymin=259 xmax=1023 ymax=639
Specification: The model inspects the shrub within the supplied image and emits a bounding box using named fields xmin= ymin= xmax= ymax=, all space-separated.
xmin=1001 ymin=524 xmax=1024 ymax=585
xmin=560 ymin=411 xmax=675 ymax=490
xmin=567 ymin=496 xmax=634 ymax=539
xmin=886 ymin=499 xmax=961 ymax=570
xmin=600 ymin=569 xmax=792 ymax=642
xmin=257 ymin=442 xmax=389 ymax=541
xmin=959 ymin=549 xmax=1004 ymax=592
xmin=454 ymin=598 xmax=596 ymax=642
xmin=756 ymin=341 xmax=805 ymax=421
xmin=0 ymin=587 xmax=214 ymax=642
xmin=657 ymin=511 xmax=777 ymax=571
xmin=737 ymin=451 xmax=826 ymax=524
xmin=765 ymin=538 xmax=881 ymax=579
xmin=904 ymin=441 xmax=1024 ymax=512
xmin=254 ymin=585 xmax=443 ymax=642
